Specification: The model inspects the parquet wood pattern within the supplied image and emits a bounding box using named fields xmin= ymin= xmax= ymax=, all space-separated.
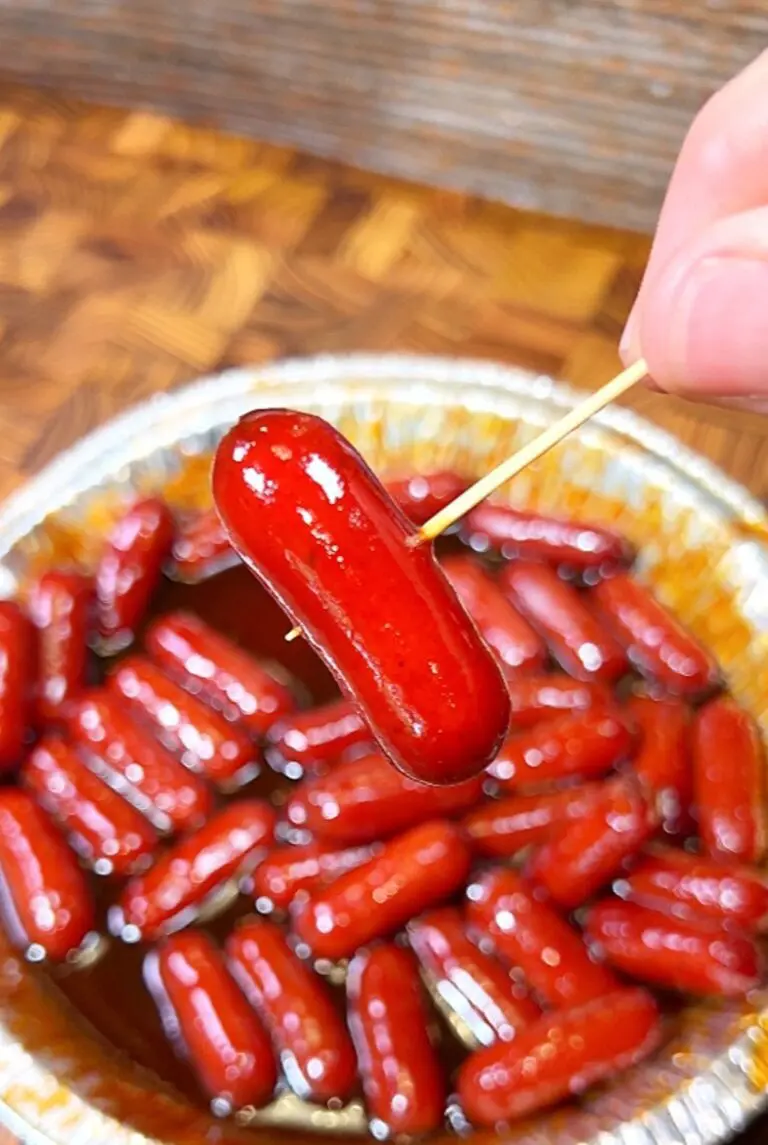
xmin=0 ymin=85 xmax=766 ymax=510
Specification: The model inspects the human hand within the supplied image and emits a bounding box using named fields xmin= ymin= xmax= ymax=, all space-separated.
xmin=621 ymin=50 xmax=768 ymax=409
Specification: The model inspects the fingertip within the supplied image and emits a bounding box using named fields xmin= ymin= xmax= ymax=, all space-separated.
xmin=619 ymin=304 xmax=641 ymax=367
xmin=638 ymin=251 xmax=768 ymax=398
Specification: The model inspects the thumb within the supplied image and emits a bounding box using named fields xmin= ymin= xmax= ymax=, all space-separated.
xmin=622 ymin=206 xmax=768 ymax=399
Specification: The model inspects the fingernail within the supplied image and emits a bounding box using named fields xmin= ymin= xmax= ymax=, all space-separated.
xmin=643 ymin=255 xmax=768 ymax=396
xmin=619 ymin=305 xmax=639 ymax=363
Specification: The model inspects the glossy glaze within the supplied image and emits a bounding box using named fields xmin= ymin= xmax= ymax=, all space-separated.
xmin=505 ymin=673 xmax=612 ymax=729
xmin=111 ymin=800 xmax=276 ymax=942
xmin=692 ymin=697 xmax=766 ymax=864
xmin=265 ymin=697 xmax=371 ymax=777
xmin=29 ymin=570 xmax=93 ymax=723
xmin=0 ymin=600 xmax=35 ymax=772
xmin=146 ymin=611 xmax=295 ymax=737
xmin=291 ymin=820 xmax=472 ymax=960
xmin=286 ymin=751 xmax=485 ymax=845
xmin=69 ymin=690 xmax=213 ymax=834
xmin=458 ymin=989 xmax=661 ymax=1126
xmin=167 ymin=508 xmax=237 ymax=583
xmin=441 ymin=555 xmax=546 ymax=674
xmin=96 ymin=497 xmax=174 ymax=652
xmin=463 ymin=503 xmax=634 ymax=573
xmin=144 ymin=929 xmax=276 ymax=1111
xmin=625 ymin=695 xmax=693 ymax=837
xmin=462 ymin=783 xmax=605 ymax=859
xmin=7 ymin=451 xmax=765 ymax=1133
xmin=253 ymin=841 xmax=376 ymax=912
xmin=407 ymin=907 xmax=540 ymax=1047
xmin=109 ymin=655 xmax=258 ymax=787
xmin=592 ymin=573 xmax=722 ymax=698
xmin=386 ymin=470 xmax=469 ymax=526
xmin=43 ymin=563 xmax=321 ymax=1102
xmin=465 ymin=868 xmax=618 ymax=1009
xmin=0 ymin=788 xmax=95 ymax=960
xmin=226 ymin=919 xmax=357 ymax=1102
xmin=348 ymin=943 xmax=446 ymax=1136
xmin=585 ymin=899 xmax=763 ymax=996
xmin=487 ymin=709 xmax=633 ymax=789
xmin=212 ymin=410 xmax=510 ymax=785
xmin=499 ymin=560 xmax=627 ymax=683
xmin=526 ymin=776 xmax=656 ymax=909
xmin=615 ymin=846 xmax=768 ymax=932
xmin=22 ymin=737 xmax=158 ymax=876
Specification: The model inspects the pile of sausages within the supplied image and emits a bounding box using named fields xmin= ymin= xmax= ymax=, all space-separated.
xmin=0 ymin=406 xmax=764 ymax=1137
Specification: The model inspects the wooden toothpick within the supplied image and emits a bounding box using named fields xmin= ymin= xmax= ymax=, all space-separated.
xmin=281 ymin=358 xmax=648 ymax=641
xmin=413 ymin=359 xmax=648 ymax=545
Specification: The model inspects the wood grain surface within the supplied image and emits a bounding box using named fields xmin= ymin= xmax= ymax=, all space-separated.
xmin=0 ymin=80 xmax=767 ymax=1143
xmin=0 ymin=84 xmax=766 ymax=508
xmin=0 ymin=2 xmax=765 ymax=230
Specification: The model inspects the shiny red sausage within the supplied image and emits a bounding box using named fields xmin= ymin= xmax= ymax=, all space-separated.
xmin=109 ymin=656 xmax=258 ymax=787
xmin=441 ymin=556 xmax=546 ymax=674
xmin=615 ymin=846 xmax=768 ymax=932
xmin=692 ymin=697 xmax=766 ymax=864
xmin=591 ymin=573 xmax=721 ymax=698
xmin=526 ymin=777 xmax=656 ymax=909
xmin=291 ymin=820 xmax=472 ymax=960
xmin=463 ymin=783 xmax=605 ymax=859
xmin=585 ymin=898 xmax=763 ymax=996
xmin=29 ymin=570 xmax=92 ymax=723
xmin=167 ymin=508 xmax=238 ymax=583
xmin=505 ymin=673 xmax=612 ymax=730
xmin=96 ymin=497 xmax=174 ymax=653
xmin=0 ymin=601 xmax=35 ymax=772
xmin=458 ymin=988 xmax=660 ymax=1127
xmin=265 ymin=698 xmax=372 ymax=778
xmin=386 ymin=471 xmax=469 ymax=526
xmin=0 ymin=788 xmax=95 ymax=960
xmin=625 ymin=695 xmax=693 ymax=837
xmin=212 ymin=410 xmax=510 ymax=785
xmin=348 ymin=944 xmax=446 ymax=1136
xmin=111 ymin=800 xmax=275 ymax=941
xmin=69 ymin=691 xmax=213 ymax=834
xmin=463 ymin=502 xmax=634 ymax=573
xmin=253 ymin=841 xmax=375 ymax=911
xmin=499 ymin=560 xmax=627 ymax=683
xmin=407 ymin=907 xmax=539 ymax=1047
xmin=144 ymin=930 xmax=276 ymax=1111
xmin=286 ymin=751 xmax=485 ymax=845
xmin=146 ymin=611 xmax=295 ymax=737
xmin=465 ymin=868 xmax=617 ymax=1009
xmin=227 ymin=918 xmax=357 ymax=1103
xmin=22 ymin=737 xmax=158 ymax=877
xmin=487 ymin=709 xmax=633 ymax=789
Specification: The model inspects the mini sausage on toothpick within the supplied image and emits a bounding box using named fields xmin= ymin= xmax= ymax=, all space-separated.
xmin=214 ymin=366 xmax=647 ymax=783
xmin=212 ymin=410 xmax=510 ymax=786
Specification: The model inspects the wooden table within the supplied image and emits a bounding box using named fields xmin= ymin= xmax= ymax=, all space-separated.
xmin=0 ymin=83 xmax=766 ymax=505
xmin=0 ymin=82 xmax=765 ymax=1144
